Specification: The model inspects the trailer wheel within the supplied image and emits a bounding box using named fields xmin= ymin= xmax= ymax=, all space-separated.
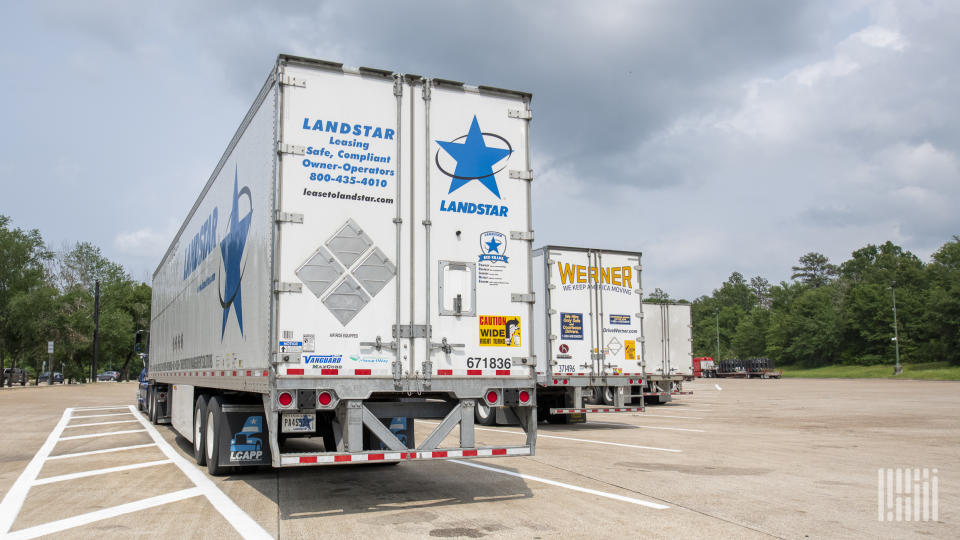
xmin=205 ymin=396 xmax=229 ymax=476
xmin=193 ymin=395 xmax=209 ymax=466
xmin=475 ymin=401 xmax=496 ymax=426
xmin=602 ymin=386 xmax=615 ymax=406
xmin=148 ymin=387 xmax=157 ymax=423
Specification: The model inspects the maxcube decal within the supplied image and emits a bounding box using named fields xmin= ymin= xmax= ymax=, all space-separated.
xmin=479 ymin=315 xmax=521 ymax=347
xmin=218 ymin=167 xmax=252 ymax=339
xmin=304 ymin=354 xmax=342 ymax=368
xmin=436 ymin=116 xmax=512 ymax=218
xmin=229 ymin=416 xmax=264 ymax=462
xmin=556 ymin=262 xmax=633 ymax=294
xmin=478 ymin=231 xmax=509 ymax=286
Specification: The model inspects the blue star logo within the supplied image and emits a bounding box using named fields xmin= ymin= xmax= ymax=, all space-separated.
xmin=485 ymin=236 xmax=502 ymax=254
xmin=218 ymin=167 xmax=252 ymax=340
xmin=436 ymin=116 xmax=512 ymax=199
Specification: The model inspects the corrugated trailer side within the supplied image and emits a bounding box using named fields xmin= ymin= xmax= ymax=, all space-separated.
xmin=146 ymin=55 xmax=537 ymax=472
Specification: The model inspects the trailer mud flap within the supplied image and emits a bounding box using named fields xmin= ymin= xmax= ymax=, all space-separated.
xmin=219 ymin=405 xmax=272 ymax=466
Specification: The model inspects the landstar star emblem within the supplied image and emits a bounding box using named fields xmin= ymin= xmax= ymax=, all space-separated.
xmin=485 ymin=236 xmax=502 ymax=253
xmin=219 ymin=167 xmax=252 ymax=339
xmin=436 ymin=116 xmax=511 ymax=198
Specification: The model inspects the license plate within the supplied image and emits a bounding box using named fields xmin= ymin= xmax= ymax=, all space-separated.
xmin=281 ymin=413 xmax=316 ymax=433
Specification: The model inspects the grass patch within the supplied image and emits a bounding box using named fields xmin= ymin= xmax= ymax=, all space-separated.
xmin=781 ymin=362 xmax=960 ymax=380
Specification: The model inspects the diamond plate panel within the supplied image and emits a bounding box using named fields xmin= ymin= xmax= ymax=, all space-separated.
xmin=295 ymin=246 xmax=344 ymax=298
xmin=322 ymin=275 xmax=371 ymax=326
xmin=326 ymin=219 xmax=373 ymax=268
xmin=353 ymin=247 xmax=396 ymax=298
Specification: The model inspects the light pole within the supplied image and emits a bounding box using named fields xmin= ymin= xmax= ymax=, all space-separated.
xmin=891 ymin=281 xmax=901 ymax=375
xmin=715 ymin=307 xmax=721 ymax=364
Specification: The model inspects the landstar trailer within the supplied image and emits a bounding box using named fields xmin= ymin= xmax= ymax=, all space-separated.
xmin=640 ymin=302 xmax=694 ymax=404
xmin=145 ymin=55 xmax=537 ymax=473
xmin=528 ymin=246 xmax=647 ymax=423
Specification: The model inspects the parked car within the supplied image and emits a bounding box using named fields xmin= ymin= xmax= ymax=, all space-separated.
xmin=2 ymin=367 xmax=28 ymax=386
xmin=97 ymin=370 xmax=121 ymax=382
xmin=38 ymin=372 xmax=64 ymax=384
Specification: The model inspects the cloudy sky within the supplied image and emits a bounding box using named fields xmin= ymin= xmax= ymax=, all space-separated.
xmin=2 ymin=1 xmax=957 ymax=300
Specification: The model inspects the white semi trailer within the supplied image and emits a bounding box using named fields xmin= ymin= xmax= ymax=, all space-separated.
xmin=641 ymin=301 xmax=694 ymax=404
xmin=528 ymin=246 xmax=647 ymax=423
xmin=145 ymin=55 xmax=537 ymax=474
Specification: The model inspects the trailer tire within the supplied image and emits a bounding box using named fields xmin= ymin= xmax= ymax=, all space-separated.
xmin=602 ymin=386 xmax=615 ymax=406
xmin=148 ymin=387 xmax=157 ymax=424
xmin=475 ymin=401 xmax=496 ymax=426
xmin=205 ymin=396 xmax=229 ymax=476
xmin=193 ymin=395 xmax=209 ymax=466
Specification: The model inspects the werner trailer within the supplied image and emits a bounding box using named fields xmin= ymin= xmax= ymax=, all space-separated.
xmin=641 ymin=302 xmax=694 ymax=404
xmin=145 ymin=55 xmax=537 ymax=474
xmin=527 ymin=246 xmax=647 ymax=423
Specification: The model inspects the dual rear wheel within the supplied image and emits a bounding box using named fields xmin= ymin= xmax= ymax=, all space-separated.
xmin=193 ymin=395 xmax=229 ymax=475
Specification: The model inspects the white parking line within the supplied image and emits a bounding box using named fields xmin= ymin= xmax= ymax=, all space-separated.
xmin=588 ymin=421 xmax=704 ymax=433
xmin=34 ymin=459 xmax=172 ymax=485
xmin=129 ymin=406 xmax=272 ymax=539
xmin=0 ymin=409 xmax=71 ymax=535
xmin=634 ymin=414 xmax=703 ymax=420
xmin=64 ymin=419 xmax=141 ymax=428
xmin=5 ymin=488 xmax=203 ymax=540
xmin=59 ymin=429 xmax=147 ymax=441
xmin=451 ymin=459 xmax=669 ymax=509
xmin=418 ymin=421 xmax=682 ymax=453
xmin=47 ymin=443 xmax=157 ymax=461
xmin=71 ymin=413 xmax=134 ymax=419
xmin=70 ymin=406 xmax=131 ymax=411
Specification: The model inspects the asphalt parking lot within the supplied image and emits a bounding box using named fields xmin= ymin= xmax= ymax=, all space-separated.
xmin=0 ymin=378 xmax=955 ymax=539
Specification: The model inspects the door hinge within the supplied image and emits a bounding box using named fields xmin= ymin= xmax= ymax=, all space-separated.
xmin=510 ymin=230 xmax=534 ymax=241
xmin=511 ymin=292 xmax=535 ymax=303
xmin=392 ymin=324 xmax=430 ymax=339
xmin=275 ymin=211 xmax=304 ymax=224
xmin=509 ymin=169 xmax=534 ymax=181
xmin=278 ymin=142 xmax=306 ymax=155
xmin=274 ymin=281 xmax=303 ymax=293
xmin=280 ymin=74 xmax=306 ymax=87
xmin=508 ymin=108 xmax=532 ymax=120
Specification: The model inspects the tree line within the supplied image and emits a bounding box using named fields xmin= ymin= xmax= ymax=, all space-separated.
xmin=665 ymin=237 xmax=960 ymax=367
xmin=0 ymin=215 xmax=151 ymax=384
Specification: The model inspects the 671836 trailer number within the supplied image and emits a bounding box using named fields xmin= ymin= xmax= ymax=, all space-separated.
xmin=467 ymin=357 xmax=511 ymax=369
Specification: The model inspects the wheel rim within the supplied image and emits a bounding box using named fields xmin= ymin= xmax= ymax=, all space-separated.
xmin=477 ymin=401 xmax=491 ymax=419
xmin=194 ymin=407 xmax=203 ymax=454
xmin=206 ymin=410 xmax=216 ymax=461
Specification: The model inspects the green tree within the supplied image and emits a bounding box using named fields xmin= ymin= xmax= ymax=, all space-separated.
xmin=921 ymin=237 xmax=960 ymax=365
xmin=767 ymin=283 xmax=842 ymax=367
xmin=0 ymin=215 xmax=52 ymax=381
xmin=791 ymin=252 xmax=838 ymax=288
xmin=732 ymin=308 xmax=770 ymax=358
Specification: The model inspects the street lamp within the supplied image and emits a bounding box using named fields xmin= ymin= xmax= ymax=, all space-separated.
xmin=715 ymin=307 xmax=721 ymax=364
xmin=891 ymin=281 xmax=901 ymax=375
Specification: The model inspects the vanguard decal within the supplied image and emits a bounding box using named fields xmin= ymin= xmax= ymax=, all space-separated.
xmin=436 ymin=116 xmax=512 ymax=218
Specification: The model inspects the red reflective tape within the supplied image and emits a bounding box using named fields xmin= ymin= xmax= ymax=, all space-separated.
xmin=246 ymin=370 xmax=251 ymax=376
xmin=402 ymin=452 xmax=417 ymax=460
xmin=492 ymin=448 xmax=507 ymax=456
xmin=462 ymin=450 xmax=478 ymax=457
xmin=262 ymin=370 xmax=269 ymax=377
xmin=431 ymin=451 xmax=448 ymax=458
xmin=334 ymin=455 xmax=352 ymax=462
xmin=321 ymin=369 xmax=338 ymax=375
xmin=220 ymin=371 xmax=225 ymax=377
xmin=368 ymin=454 xmax=384 ymax=461
xmin=495 ymin=369 xmax=510 ymax=376
xmin=287 ymin=368 xmax=305 ymax=375
xmin=437 ymin=369 xmax=453 ymax=376
xmin=355 ymin=369 xmax=372 ymax=376
xmin=300 ymin=456 xmax=317 ymax=464
xmin=232 ymin=371 xmax=237 ymax=377
xmin=467 ymin=370 xmax=482 ymax=376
